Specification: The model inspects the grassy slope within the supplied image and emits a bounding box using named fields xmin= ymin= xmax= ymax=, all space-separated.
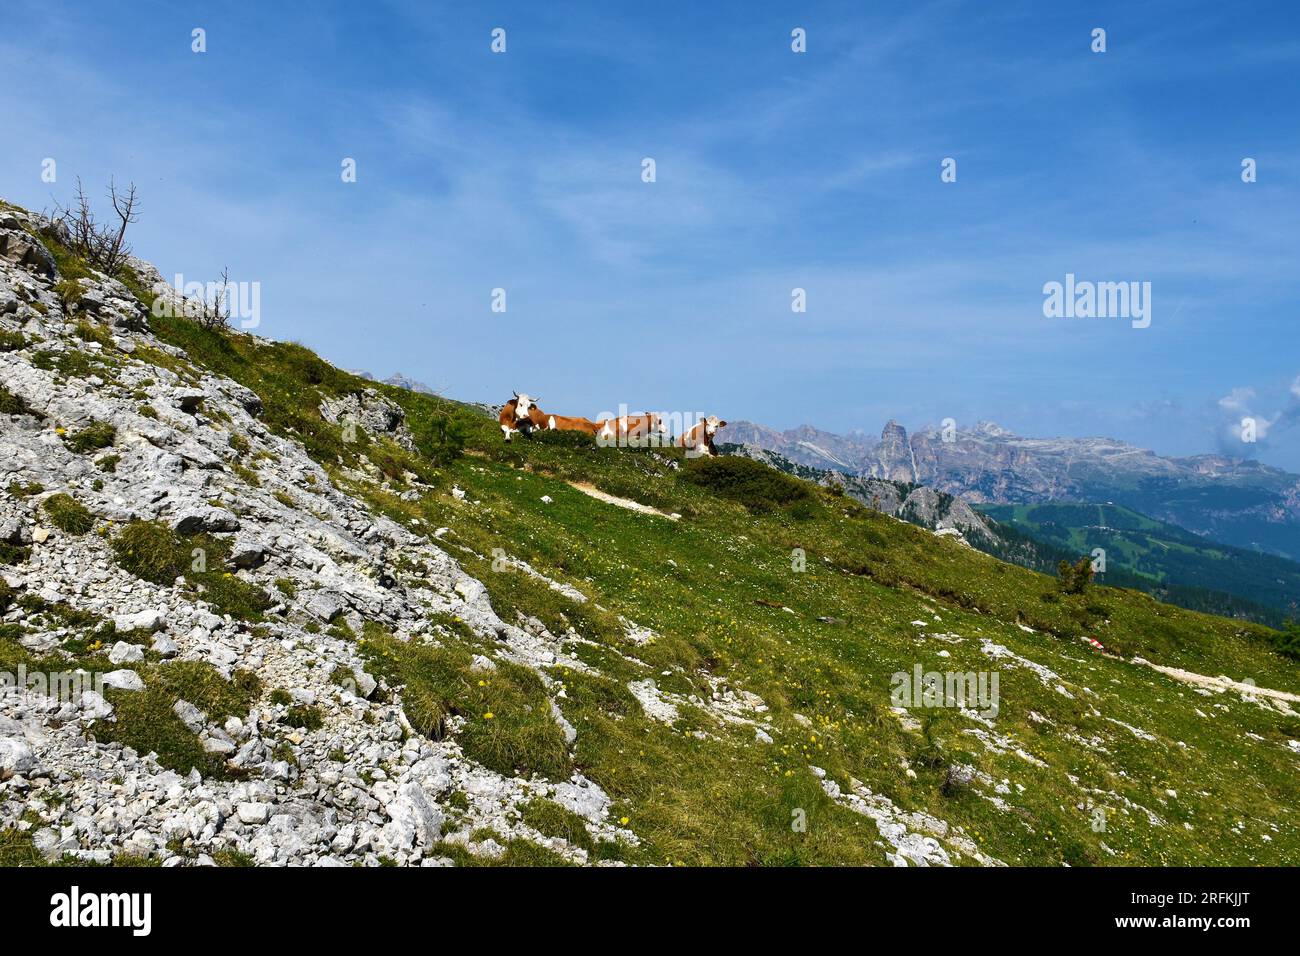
xmin=131 ymin=311 xmax=1300 ymax=867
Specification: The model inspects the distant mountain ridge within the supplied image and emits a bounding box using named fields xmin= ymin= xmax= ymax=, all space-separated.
xmin=351 ymin=370 xmax=437 ymax=395
xmin=718 ymin=419 xmax=1300 ymax=560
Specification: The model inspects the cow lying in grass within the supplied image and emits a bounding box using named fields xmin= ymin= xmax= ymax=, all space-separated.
xmin=498 ymin=392 xmax=540 ymax=442
xmin=678 ymin=415 xmax=727 ymax=456
xmin=543 ymin=413 xmax=606 ymax=436
xmin=607 ymin=412 xmax=667 ymax=444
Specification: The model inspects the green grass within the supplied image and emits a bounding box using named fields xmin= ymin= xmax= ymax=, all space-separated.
xmin=0 ymin=384 xmax=36 ymax=417
xmin=63 ymin=420 xmax=116 ymax=454
xmin=41 ymin=493 xmax=94 ymax=534
xmin=358 ymin=626 xmax=572 ymax=781
xmin=110 ymin=520 xmax=271 ymax=619
xmin=0 ymin=329 xmax=27 ymax=353
xmin=93 ymin=662 xmax=262 ymax=779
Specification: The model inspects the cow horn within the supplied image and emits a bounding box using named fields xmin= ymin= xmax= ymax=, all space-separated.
xmin=513 ymin=390 xmax=519 ymax=399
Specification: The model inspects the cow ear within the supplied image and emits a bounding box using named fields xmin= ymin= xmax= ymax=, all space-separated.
xmin=717 ymin=420 xmax=727 ymax=427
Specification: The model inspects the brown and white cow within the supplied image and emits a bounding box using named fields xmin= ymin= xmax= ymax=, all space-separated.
xmin=498 ymin=392 xmax=540 ymax=441
xmin=607 ymin=412 xmax=668 ymax=445
xmin=543 ymin=413 xmax=605 ymax=435
xmin=677 ymin=415 xmax=727 ymax=457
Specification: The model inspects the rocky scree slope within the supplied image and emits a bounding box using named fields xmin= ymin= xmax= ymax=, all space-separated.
xmin=0 ymin=204 xmax=632 ymax=866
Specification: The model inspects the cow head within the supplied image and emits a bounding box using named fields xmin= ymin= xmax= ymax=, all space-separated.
xmin=512 ymin=392 xmax=539 ymax=422
xmin=703 ymin=415 xmax=727 ymax=437
xmin=651 ymin=413 xmax=668 ymax=435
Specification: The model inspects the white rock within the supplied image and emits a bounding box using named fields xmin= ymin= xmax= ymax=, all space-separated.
xmin=100 ymin=670 xmax=145 ymax=692
xmin=173 ymin=699 xmax=207 ymax=733
xmin=0 ymin=736 xmax=35 ymax=780
xmin=237 ymin=802 xmax=270 ymax=825
xmin=108 ymin=641 xmax=145 ymax=664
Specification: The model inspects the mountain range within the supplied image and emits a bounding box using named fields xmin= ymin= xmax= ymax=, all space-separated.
xmin=720 ymin=420 xmax=1300 ymax=560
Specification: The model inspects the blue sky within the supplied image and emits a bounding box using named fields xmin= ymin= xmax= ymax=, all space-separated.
xmin=4 ymin=0 xmax=1299 ymax=467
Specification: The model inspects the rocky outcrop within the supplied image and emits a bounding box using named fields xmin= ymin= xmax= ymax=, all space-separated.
xmin=320 ymin=390 xmax=415 ymax=451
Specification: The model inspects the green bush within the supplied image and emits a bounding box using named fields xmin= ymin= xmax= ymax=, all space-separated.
xmin=1057 ymin=556 xmax=1094 ymax=595
xmin=0 ymin=386 xmax=34 ymax=417
xmin=41 ymin=493 xmax=94 ymax=534
xmin=64 ymin=420 xmax=116 ymax=454
xmin=422 ymin=411 xmax=469 ymax=465
xmin=1273 ymin=620 xmax=1300 ymax=660
xmin=680 ymin=455 xmax=815 ymax=513
xmin=0 ymin=330 xmax=26 ymax=353
xmin=283 ymin=704 xmax=324 ymax=730
xmin=111 ymin=521 xmax=189 ymax=584
xmin=54 ymin=279 xmax=84 ymax=310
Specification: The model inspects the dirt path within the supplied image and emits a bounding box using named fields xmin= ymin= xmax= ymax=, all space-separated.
xmin=1137 ymin=658 xmax=1300 ymax=705
xmin=567 ymin=482 xmax=680 ymax=520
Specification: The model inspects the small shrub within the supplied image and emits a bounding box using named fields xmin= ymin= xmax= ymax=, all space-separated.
xmin=54 ymin=279 xmax=84 ymax=309
xmin=96 ymin=454 xmax=120 ymax=473
xmin=268 ymin=688 xmax=292 ymax=707
xmin=111 ymin=521 xmax=188 ymax=584
xmin=680 ymin=455 xmax=814 ymax=514
xmin=64 ymin=420 xmax=116 ymax=454
xmin=73 ymin=319 xmax=112 ymax=347
xmin=138 ymin=405 xmax=158 ymax=419
xmin=0 ymin=386 xmax=36 ymax=417
xmin=0 ymin=330 xmax=26 ymax=352
xmin=1273 ymin=620 xmax=1300 ymax=660
xmin=41 ymin=493 xmax=94 ymax=534
xmin=421 ymin=411 xmax=468 ymax=465
xmin=283 ymin=704 xmax=324 ymax=731
xmin=1057 ymin=557 xmax=1094 ymax=595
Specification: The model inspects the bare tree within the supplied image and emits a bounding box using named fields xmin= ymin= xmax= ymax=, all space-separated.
xmin=104 ymin=178 xmax=139 ymax=274
xmin=197 ymin=266 xmax=232 ymax=330
xmin=48 ymin=177 xmax=140 ymax=276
